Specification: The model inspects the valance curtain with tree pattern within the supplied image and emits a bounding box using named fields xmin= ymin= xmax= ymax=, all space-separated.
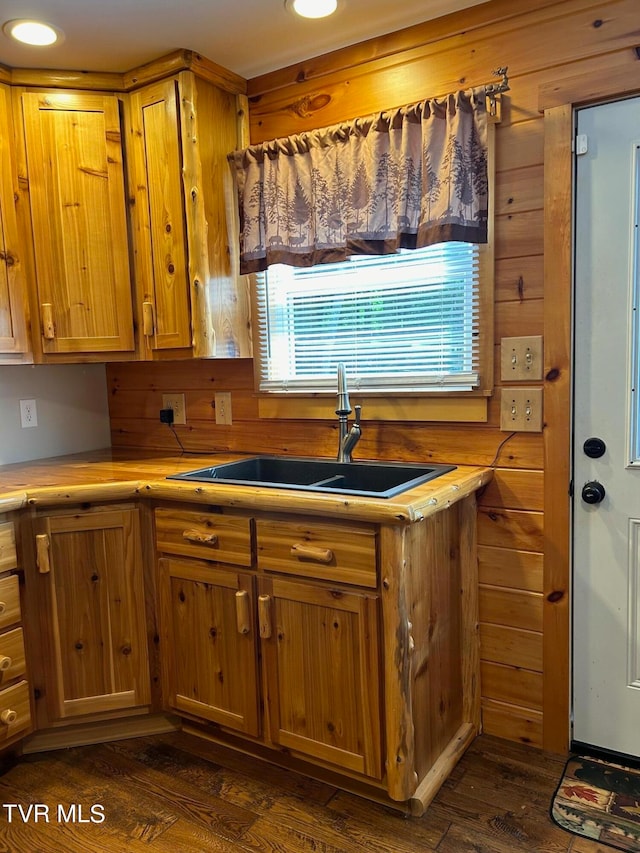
xmin=229 ymin=87 xmax=488 ymax=275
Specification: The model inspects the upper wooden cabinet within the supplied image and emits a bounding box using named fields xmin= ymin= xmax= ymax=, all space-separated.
xmin=127 ymin=72 xmax=251 ymax=359
xmin=20 ymin=92 xmax=135 ymax=357
xmin=5 ymin=51 xmax=251 ymax=363
xmin=0 ymin=84 xmax=30 ymax=364
xmin=128 ymin=79 xmax=191 ymax=354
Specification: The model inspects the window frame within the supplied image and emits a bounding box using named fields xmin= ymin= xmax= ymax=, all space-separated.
xmin=250 ymin=123 xmax=495 ymax=424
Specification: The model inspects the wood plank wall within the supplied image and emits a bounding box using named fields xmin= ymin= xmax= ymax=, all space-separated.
xmin=107 ymin=0 xmax=640 ymax=752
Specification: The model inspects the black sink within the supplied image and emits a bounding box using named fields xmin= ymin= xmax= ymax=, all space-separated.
xmin=167 ymin=456 xmax=455 ymax=498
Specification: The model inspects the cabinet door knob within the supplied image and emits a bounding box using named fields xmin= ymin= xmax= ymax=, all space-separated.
xmin=258 ymin=594 xmax=272 ymax=639
xmin=290 ymin=543 xmax=334 ymax=564
xmin=36 ymin=533 xmax=51 ymax=573
xmin=142 ymin=301 xmax=155 ymax=337
xmin=0 ymin=709 xmax=17 ymax=725
xmin=0 ymin=602 xmax=5 ymax=615
xmin=41 ymin=303 xmax=55 ymax=340
xmin=182 ymin=529 xmax=218 ymax=546
xmin=0 ymin=656 xmax=12 ymax=672
xmin=235 ymin=590 xmax=251 ymax=635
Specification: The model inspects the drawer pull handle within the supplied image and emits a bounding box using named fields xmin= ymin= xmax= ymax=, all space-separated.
xmin=0 ymin=709 xmax=17 ymax=725
xmin=36 ymin=533 xmax=51 ymax=574
xmin=258 ymin=594 xmax=272 ymax=639
xmin=0 ymin=656 xmax=12 ymax=672
xmin=182 ymin=529 xmax=218 ymax=546
xmin=291 ymin=543 xmax=334 ymax=564
xmin=0 ymin=602 xmax=5 ymax=615
xmin=235 ymin=590 xmax=251 ymax=635
xmin=142 ymin=301 xmax=155 ymax=337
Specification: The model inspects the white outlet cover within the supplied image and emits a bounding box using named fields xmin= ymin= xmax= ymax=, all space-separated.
xmin=20 ymin=398 xmax=38 ymax=428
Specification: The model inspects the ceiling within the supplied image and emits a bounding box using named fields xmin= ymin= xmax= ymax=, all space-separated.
xmin=0 ymin=0 xmax=488 ymax=81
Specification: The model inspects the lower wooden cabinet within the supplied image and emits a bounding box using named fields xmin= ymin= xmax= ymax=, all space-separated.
xmin=0 ymin=519 xmax=33 ymax=748
xmin=258 ymin=575 xmax=382 ymax=779
xmin=29 ymin=507 xmax=150 ymax=724
xmin=158 ymin=556 xmax=259 ymax=736
xmin=155 ymin=506 xmax=384 ymax=780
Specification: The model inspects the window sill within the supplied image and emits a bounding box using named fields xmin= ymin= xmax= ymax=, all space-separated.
xmin=258 ymin=393 xmax=489 ymax=423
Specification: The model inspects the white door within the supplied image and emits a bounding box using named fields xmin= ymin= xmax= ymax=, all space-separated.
xmin=573 ymin=96 xmax=640 ymax=755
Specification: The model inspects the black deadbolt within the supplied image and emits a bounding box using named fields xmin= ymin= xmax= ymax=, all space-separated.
xmin=581 ymin=481 xmax=606 ymax=504
xmin=583 ymin=437 xmax=606 ymax=458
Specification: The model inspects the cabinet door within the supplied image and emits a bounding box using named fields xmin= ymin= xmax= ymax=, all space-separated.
xmin=128 ymin=79 xmax=191 ymax=353
xmin=159 ymin=557 xmax=259 ymax=736
xmin=35 ymin=509 xmax=150 ymax=720
xmin=22 ymin=92 xmax=134 ymax=355
xmin=0 ymin=85 xmax=29 ymax=358
xmin=259 ymin=576 xmax=382 ymax=779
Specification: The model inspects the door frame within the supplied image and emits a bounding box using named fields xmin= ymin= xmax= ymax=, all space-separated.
xmin=541 ymin=66 xmax=640 ymax=753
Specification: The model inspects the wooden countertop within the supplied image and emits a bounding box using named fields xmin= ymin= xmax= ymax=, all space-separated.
xmin=0 ymin=448 xmax=492 ymax=523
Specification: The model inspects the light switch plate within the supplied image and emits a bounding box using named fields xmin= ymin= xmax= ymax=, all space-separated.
xmin=500 ymin=388 xmax=543 ymax=432
xmin=215 ymin=392 xmax=233 ymax=425
xmin=501 ymin=336 xmax=543 ymax=381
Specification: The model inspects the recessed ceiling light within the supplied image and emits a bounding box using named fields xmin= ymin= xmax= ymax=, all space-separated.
xmin=286 ymin=0 xmax=339 ymax=19
xmin=3 ymin=19 xmax=63 ymax=47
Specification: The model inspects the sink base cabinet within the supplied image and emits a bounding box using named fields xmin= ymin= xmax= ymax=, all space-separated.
xmin=259 ymin=575 xmax=382 ymax=779
xmin=154 ymin=497 xmax=480 ymax=813
xmin=158 ymin=556 xmax=260 ymax=736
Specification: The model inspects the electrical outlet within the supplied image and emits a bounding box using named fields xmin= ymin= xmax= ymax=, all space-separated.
xmin=20 ymin=399 xmax=38 ymax=428
xmin=215 ymin=392 xmax=233 ymax=425
xmin=500 ymin=388 xmax=543 ymax=432
xmin=161 ymin=393 xmax=186 ymax=425
xmin=500 ymin=336 xmax=544 ymax=381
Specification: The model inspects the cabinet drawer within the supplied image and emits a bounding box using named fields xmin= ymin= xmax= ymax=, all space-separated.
xmin=0 ymin=575 xmax=20 ymax=630
xmin=155 ymin=509 xmax=253 ymax=567
xmin=0 ymin=523 xmax=17 ymax=573
xmin=0 ymin=680 xmax=31 ymax=742
xmin=256 ymin=518 xmax=377 ymax=587
xmin=0 ymin=628 xmax=26 ymax=685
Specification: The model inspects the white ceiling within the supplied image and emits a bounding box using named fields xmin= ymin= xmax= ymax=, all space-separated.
xmin=0 ymin=0 xmax=488 ymax=80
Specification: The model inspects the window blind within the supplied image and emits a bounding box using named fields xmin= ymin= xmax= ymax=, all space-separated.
xmin=256 ymin=243 xmax=480 ymax=393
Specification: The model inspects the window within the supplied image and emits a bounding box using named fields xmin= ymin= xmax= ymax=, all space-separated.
xmin=255 ymin=242 xmax=481 ymax=394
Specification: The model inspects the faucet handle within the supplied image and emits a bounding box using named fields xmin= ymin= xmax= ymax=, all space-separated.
xmin=354 ymin=404 xmax=362 ymax=425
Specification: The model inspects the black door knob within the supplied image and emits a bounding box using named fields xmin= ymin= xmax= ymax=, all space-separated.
xmin=582 ymin=481 xmax=606 ymax=504
xmin=583 ymin=437 xmax=606 ymax=458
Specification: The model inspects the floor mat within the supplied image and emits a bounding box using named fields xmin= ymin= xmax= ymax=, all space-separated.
xmin=551 ymin=754 xmax=640 ymax=851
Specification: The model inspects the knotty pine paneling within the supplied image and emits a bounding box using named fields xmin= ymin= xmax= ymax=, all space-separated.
xmin=481 ymin=661 xmax=543 ymax=711
xmin=477 ymin=508 xmax=544 ymax=553
xmin=248 ymin=3 xmax=640 ymax=139
xmin=495 ymin=119 xmax=544 ymax=173
xmin=495 ymin=165 xmax=544 ymax=216
xmin=494 ymin=299 xmax=544 ymax=343
xmin=107 ymin=0 xmax=640 ymax=751
xmin=481 ymin=698 xmax=543 ymax=747
xmin=247 ymin=0 xmax=563 ymax=95
xmin=479 ymin=469 xmax=544 ymax=511
xmin=479 ymin=586 xmax=543 ymax=633
xmin=495 ymin=256 xmax=543 ymax=303
xmin=478 ymin=546 xmax=543 ymax=593
xmin=480 ymin=624 xmax=542 ymax=672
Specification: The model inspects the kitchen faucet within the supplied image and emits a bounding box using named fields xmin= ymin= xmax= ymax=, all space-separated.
xmin=335 ymin=362 xmax=362 ymax=463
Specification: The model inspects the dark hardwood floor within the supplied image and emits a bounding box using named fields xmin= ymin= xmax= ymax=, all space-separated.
xmin=0 ymin=732 xmax=607 ymax=852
